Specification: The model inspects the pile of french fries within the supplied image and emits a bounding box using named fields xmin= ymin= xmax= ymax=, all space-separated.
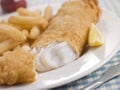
xmin=0 ymin=6 xmax=53 ymax=55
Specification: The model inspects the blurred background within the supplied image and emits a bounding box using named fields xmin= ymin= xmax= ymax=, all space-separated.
xmin=0 ymin=0 xmax=120 ymax=17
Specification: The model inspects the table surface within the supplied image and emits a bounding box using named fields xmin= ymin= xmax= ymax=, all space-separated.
xmin=1 ymin=0 xmax=120 ymax=90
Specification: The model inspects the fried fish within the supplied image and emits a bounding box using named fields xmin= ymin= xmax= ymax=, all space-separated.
xmin=0 ymin=46 xmax=36 ymax=85
xmin=32 ymin=0 xmax=101 ymax=72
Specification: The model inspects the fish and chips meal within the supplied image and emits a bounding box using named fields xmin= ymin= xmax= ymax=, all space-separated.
xmin=0 ymin=0 xmax=103 ymax=85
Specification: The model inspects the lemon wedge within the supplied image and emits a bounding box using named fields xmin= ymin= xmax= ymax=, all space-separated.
xmin=88 ymin=24 xmax=104 ymax=47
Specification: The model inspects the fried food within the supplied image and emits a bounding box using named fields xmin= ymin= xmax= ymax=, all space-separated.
xmin=0 ymin=39 xmax=22 ymax=55
xmin=8 ymin=16 xmax=48 ymax=29
xmin=17 ymin=7 xmax=41 ymax=17
xmin=22 ymin=29 xmax=29 ymax=38
xmin=44 ymin=6 xmax=53 ymax=21
xmin=0 ymin=46 xmax=36 ymax=85
xmin=32 ymin=0 xmax=101 ymax=72
xmin=0 ymin=34 xmax=8 ymax=42
xmin=0 ymin=0 xmax=101 ymax=85
xmin=29 ymin=26 xmax=40 ymax=39
xmin=0 ymin=5 xmax=53 ymax=56
xmin=0 ymin=24 xmax=27 ymax=42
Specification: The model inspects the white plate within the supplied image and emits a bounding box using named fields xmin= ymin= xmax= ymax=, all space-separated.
xmin=0 ymin=4 xmax=120 ymax=90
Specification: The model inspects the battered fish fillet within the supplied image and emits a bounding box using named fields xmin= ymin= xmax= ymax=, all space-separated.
xmin=32 ymin=0 xmax=101 ymax=72
xmin=0 ymin=46 xmax=36 ymax=85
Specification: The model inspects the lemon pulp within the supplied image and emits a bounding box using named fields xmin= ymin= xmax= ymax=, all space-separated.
xmin=88 ymin=24 xmax=104 ymax=47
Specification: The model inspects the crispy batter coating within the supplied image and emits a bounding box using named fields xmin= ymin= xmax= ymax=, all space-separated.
xmin=0 ymin=0 xmax=101 ymax=85
xmin=32 ymin=0 xmax=101 ymax=56
xmin=0 ymin=47 xmax=36 ymax=85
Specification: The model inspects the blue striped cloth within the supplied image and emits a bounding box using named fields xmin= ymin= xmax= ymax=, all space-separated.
xmin=26 ymin=0 xmax=120 ymax=90
xmin=53 ymin=51 xmax=120 ymax=90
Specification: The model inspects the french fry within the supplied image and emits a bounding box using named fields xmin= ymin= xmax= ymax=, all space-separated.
xmin=17 ymin=7 xmax=41 ymax=17
xmin=17 ymin=24 xmax=32 ymax=30
xmin=44 ymin=6 xmax=53 ymax=21
xmin=0 ymin=34 xmax=8 ymax=42
xmin=0 ymin=20 xmax=8 ymax=24
xmin=8 ymin=16 xmax=48 ymax=29
xmin=29 ymin=26 xmax=40 ymax=39
xmin=34 ymin=9 xmax=42 ymax=17
xmin=0 ymin=24 xmax=27 ymax=42
xmin=0 ymin=6 xmax=51 ymax=55
xmin=0 ymin=39 xmax=22 ymax=55
xmin=0 ymin=20 xmax=22 ymax=30
xmin=22 ymin=29 xmax=29 ymax=38
xmin=22 ymin=42 xmax=31 ymax=51
xmin=17 ymin=7 xmax=34 ymax=16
